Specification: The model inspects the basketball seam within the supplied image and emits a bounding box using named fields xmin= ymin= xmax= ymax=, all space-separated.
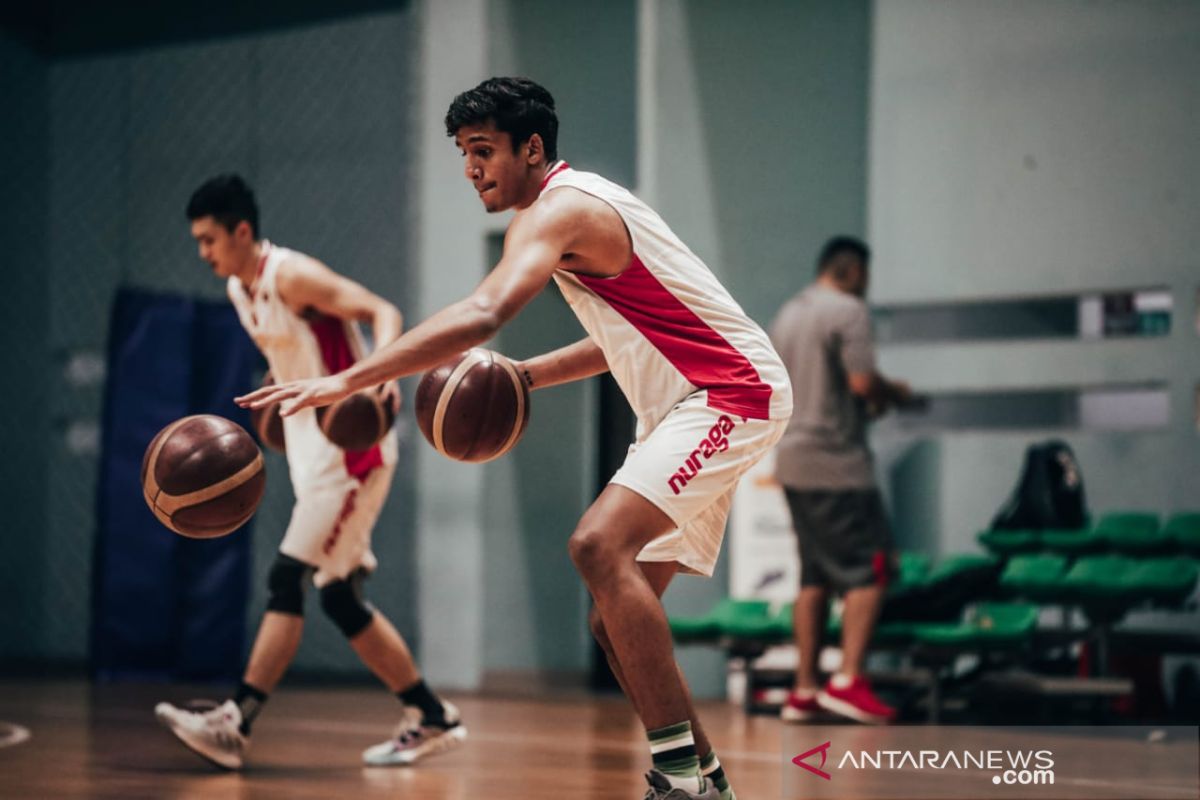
xmin=142 ymin=416 xmax=199 ymax=512
xmin=463 ymin=351 xmax=497 ymax=461
xmin=372 ymin=392 xmax=386 ymax=442
xmin=491 ymin=356 xmax=527 ymax=461
xmin=432 ymin=350 xmax=487 ymax=457
xmin=321 ymin=402 xmax=341 ymax=438
xmin=155 ymin=452 xmax=265 ymax=514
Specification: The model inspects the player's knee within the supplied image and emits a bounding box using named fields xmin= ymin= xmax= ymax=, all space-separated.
xmin=588 ymin=607 xmax=612 ymax=652
xmin=266 ymin=554 xmax=313 ymax=616
xmin=568 ymin=526 xmax=613 ymax=579
xmin=319 ymin=573 xmax=375 ymax=638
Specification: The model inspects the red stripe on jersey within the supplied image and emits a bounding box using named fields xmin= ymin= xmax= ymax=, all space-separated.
xmin=539 ymin=161 xmax=570 ymax=191
xmin=577 ymin=256 xmax=773 ymax=420
xmin=307 ymin=313 xmax=383 ymax=482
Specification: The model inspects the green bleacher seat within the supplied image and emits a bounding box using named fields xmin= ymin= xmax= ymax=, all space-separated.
xmin=1165 ymin=513 xmax=1200 ymax=556
xmin=894 ymin=551 xmax=931 ymax=588
xmin=1000 ymin=554 xmax=1068 ymax=602
xmin=669 ymin=598 xmax=734 ymax=642
xmin=1128 ymin=558 xmax=1200 ymax=607
xmin=1060 ymin=555 xmax=1143 ymax=609
xmin=722 ymin=600 xmax=791 ymax=640
xmin=1041 ymin=527 xmax=1104 ymax=555
xmin=924 ymin=553 xmax=1000 ymax=586
xmin=912 ymin=602 xmax=1039 ymax=647
xmin=670 ymin=598 xmax=793 ymax=643
xmin=1095 ymin=512 xmax=1168 ymax=554
xmin=978 ymin=528 xmax=1039 ymax=555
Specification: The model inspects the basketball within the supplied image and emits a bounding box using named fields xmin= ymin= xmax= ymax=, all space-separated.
xmin=248 ymin=372 xmax=286 ymax=453
xmin=316 ymin=387 xmax=396 ymax=451
xmin=141 ymin=415 xmax=266 ymax=539
xmin=414 ymin=348 xmax=530 ymax=463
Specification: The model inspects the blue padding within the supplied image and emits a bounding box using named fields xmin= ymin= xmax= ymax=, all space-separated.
xmin=93 ymin=287 xmax=261 ymax=682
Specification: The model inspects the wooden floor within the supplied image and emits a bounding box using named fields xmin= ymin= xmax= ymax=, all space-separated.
xmin=3 ymin=679 xmax=1196 ymax=799
xmin=0 ymin=679 xmax=786 ymax=799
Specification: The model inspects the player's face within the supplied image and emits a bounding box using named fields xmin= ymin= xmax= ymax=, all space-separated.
xmin=455 ymin=123 xmax=532 ymax=212
xmin=191 ymin=217 xmax=249 ymax=279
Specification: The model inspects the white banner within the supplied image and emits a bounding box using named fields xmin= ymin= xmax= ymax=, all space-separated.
xmin=728 ymin=450 xmax=800 ymax=601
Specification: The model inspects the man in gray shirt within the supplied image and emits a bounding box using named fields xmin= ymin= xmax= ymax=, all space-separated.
xmin=769 ymin=236 xmax=911 ymax=725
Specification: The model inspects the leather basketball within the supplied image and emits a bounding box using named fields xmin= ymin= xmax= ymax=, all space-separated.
xmin=414 ymin=349 xmax=530 ymax=463
xmin=141 ymin=415 xmax=266 ymax=539
xmin=248 ymin=372 xmax=286 ymax=453
xmin=316 ymin=388 xmax=396 ymax=452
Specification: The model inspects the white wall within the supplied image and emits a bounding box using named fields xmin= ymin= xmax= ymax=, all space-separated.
xmin=869 ymin=0 xmax=1200 ymax=553
xmin=870 ymin=0 xmax=1200 ymax=302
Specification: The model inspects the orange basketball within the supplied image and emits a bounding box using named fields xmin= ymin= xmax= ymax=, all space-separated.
xmin=316 ymin=387 xmax=396 ymax=451
xmin=141 ymin=415 xmax=266 ymax=539
xmin=414 ymin=349 xmax=530 ymax=463
xmin=248 ymin=372 xmax=286 ymax=453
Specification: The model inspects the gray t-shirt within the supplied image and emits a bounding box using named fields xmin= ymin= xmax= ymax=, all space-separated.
xmin=769 ymin=283 xmax=876 ymax=489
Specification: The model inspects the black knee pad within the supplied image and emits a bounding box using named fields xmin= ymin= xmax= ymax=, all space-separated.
xmin=266 ymin=554 xmax=312 ymax=615
xmin=319 ymin=571 xmax=375 ymax=638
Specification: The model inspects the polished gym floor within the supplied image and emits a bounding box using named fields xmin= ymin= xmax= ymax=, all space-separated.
xmin=0 ymin=679 xmax=784 ymax=799
xmin=2 ymin=679 xmax=1196 ymax=799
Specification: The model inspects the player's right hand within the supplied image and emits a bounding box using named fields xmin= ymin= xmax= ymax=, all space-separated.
xmin=235 ymin=373 xmax=352 ymax=417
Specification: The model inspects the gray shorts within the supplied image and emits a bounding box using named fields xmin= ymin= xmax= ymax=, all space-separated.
xmin=784 ymin=488 xmax=894 ymax=592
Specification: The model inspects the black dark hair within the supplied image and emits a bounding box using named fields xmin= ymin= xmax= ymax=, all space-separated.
xmin=816 ymin=235 xmax=870 ymax=275
xmin=186 ymin=174 xmax=259 ymax=238
xmin=444 ymin=77 xmax=558 ymax=161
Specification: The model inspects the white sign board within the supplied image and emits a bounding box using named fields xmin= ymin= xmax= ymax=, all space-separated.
xmin=728 ymin=450 xmax=800 ymax=602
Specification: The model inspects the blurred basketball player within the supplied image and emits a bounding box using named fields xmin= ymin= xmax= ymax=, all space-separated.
xmin=238 ymin=78 xmax=791 ymax=800
xmin=155 ymin=175 xmax=465 ymax=770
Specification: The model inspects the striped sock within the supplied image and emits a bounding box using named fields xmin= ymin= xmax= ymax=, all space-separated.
xmin=648 ymin=721 xmax=704 ymax=792
xmin=701 ymin=750 xmax=735 ymax=800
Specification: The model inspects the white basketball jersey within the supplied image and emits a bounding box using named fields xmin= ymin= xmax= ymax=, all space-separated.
xmin=227 ymin=241 xmax=397 ymax=490
xmin=545 ymin=163 xmax=792 ymax=436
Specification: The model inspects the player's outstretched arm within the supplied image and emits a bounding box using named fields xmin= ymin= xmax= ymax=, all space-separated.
xmin=237 ymin=199 xmax=575 ymax=415
xmin=514 ymin=338 xmax=608 ymax=391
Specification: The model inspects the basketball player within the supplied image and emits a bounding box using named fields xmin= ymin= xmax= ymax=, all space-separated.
xmin=238 ymin=79 xmax=792 ymax=800
xmin=155 ymin=174 xmax=465 ymax=770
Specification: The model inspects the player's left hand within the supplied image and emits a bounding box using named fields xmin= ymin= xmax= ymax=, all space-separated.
xmin=236 ymin=373 xmax=352 ymax=416
xmin=379 ymin=381 xmax=402 ymax=414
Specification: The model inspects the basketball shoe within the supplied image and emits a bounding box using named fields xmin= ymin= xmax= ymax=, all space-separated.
xmin=779 ymin=689 xmax=821 ymax=722
xmin=816 ymin=674 xmax=897 ymax=724
xmin=362 ymin=701 xmax=467 ymax=766
xmin=642 ymin=769 xmax=721 ymax=799
xmin=154 ymin=699 xmax=247 ymax=769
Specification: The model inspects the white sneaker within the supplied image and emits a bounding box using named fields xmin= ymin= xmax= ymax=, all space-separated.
xmin=362 ymin=701 xmax=467 ymax=766
xmin=155 ymin=699 xmax=247 ymax=770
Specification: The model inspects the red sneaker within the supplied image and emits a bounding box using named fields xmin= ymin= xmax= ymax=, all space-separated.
xmin=817 ymin=675 xmax=896 ymax=724
xmin=780 ymin=690 xmax=820 ymax=723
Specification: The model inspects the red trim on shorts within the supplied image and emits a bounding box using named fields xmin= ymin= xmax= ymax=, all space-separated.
xmin=872 ymin=551 xmax=890 ymax=588
xmin=322 ymin=487 xmax=359 ymax=555
xmin=306 ymin=313 xmax=383 ymax=482
xmin=576 ymin=255 xmax=773 ymax=420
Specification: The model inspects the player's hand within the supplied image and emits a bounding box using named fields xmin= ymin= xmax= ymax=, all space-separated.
xmin=379 ymin=381 xmax=402 ymax=414
xmin=236 ymin=374 xmax=352 ymax=416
